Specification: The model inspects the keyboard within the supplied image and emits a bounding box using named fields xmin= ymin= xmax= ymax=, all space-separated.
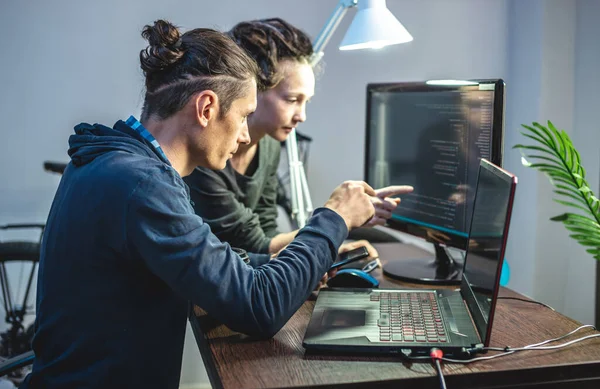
xmin=371 ymin=291 xmax=448 ymax=343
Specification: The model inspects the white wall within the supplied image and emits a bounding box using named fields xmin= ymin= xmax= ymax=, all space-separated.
xmin=534 ymin=0 xmax=577 ymax=317
xmin=502 ymin=0 xmax=543 ymax=302
xmin=503 ymin=0 xmax=598 ymax=325
xmin=0 ymin=0 xmax=510 ymax=219
xmin=566 ymin=0 xmax=600 ymax=322
xmin=1 ymin=0 xmax=599 ymax=387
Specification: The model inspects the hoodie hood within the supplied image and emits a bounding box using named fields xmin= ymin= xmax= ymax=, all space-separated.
xmin=68 ymin=120 xmax=169 ymax=167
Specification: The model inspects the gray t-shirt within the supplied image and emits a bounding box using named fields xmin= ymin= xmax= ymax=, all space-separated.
xmin=184 ymin=136 xmax=281 ymax=253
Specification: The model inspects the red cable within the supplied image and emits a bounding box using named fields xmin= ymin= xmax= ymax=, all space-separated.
xmin=430 ymin=348 xmax=444 ymax=360
xmin=430 ymin=348 xmax=447 ymax=389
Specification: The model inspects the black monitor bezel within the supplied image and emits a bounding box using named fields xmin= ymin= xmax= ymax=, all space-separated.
xmin=363 ymin=79 xmax=505 ymax=251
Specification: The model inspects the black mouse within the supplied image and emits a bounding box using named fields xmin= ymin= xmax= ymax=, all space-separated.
xmin=326 ymin=268 xmax=379 ymax=289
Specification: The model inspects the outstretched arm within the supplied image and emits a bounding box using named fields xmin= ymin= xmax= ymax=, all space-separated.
xmin=129 ymin=173 xmax=348 ymax=338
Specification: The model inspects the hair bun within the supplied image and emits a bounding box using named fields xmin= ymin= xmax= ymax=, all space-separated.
xmin=140 ymin=20 xmax=184 ymax=75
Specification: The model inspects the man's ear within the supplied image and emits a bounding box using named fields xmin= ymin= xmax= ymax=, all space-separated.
xmin=195 ymin=91 xmax=219 ymax=127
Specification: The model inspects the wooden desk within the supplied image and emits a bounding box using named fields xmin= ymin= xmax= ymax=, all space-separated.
xmin=189 ymin=243 xmax=600 ymax=389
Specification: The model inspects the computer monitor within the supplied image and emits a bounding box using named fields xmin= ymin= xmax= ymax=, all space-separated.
xmin=364 ymin=79 xmax=505 ymax=284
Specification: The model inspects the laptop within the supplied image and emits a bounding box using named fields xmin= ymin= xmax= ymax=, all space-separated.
xmin=303 ymin=159 xmax=517 ymax=359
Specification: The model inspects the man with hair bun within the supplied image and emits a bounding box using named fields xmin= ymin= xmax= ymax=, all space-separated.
xmin=22 ymin=20 xmax=376 ymax=389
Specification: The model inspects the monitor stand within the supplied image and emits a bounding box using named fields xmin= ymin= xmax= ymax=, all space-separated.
xmin=381 ymin=243 xmax=462 ymax=285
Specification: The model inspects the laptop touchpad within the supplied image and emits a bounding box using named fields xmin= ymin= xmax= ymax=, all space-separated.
xmin=320 ymin=309 xmax=366 ymax=328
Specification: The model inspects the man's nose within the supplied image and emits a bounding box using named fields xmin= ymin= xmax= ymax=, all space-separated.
xmin=239 ymin=125 xmax=251 ymax=144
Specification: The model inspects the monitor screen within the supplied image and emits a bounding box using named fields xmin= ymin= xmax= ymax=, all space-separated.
xmin=461 ymin=159 xmax=517 ymax=343
xmin=365 ymin=80 xmax=504 ymax=252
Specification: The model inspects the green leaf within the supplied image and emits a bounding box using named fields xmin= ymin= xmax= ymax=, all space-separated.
xmin=569 ymin=239 xmax=600 ymax=250
xmin=556 ymin=130 xmax=573 ymax=164
xmin=555 ymin=184 xmax=582 ymax=194
xmin=533 ymin=121 xmax=554 ymax=141
xmin=548 ymin=121 xmax=568 ymax=160
xmin=564 ymin=229 xmax=600 ymax=240
xmin=564 ymin=227 xmax=599 ymax=237
xmin=550 ymin=213 xmax=569 ymax=222
xmin=561 ymin=213 xmax=600 ymax=227
xmin=554 ymin=190 xmax=589 ymax=207
xmin=561 ymin=213 xmax=600 ymax=228
xmin=566 ymin=229 xmax=600 ymax=240
xmin=562 ymin=219 xmax=599 ymax=228
xmin=542 ymin=169 xmax=579 ymax=183
xmin=513 ymin=144 xmax=559 ymax=157
xmin=546 ymin=120 xmax=558 ymax=132
xmin=530 ymin=163 xmax=568 ymax=172
xmin=551 ymin=176 xmax=581 ymax=189
xmin=521 ymin=127 xmax=554 ymax=144
xmin=569 ymin=134 xmax=582 ymax=166
xmin=591 ymin=196 xmax=600 ymax=214
xmin=521 ymin=129 xmax=553 ymax=148
xmin=554 ymin=199 xmax=593 ymax=215
xmin=571 ymin=173 xmax=585 ymax=187
xmin=533 ymin=122 xmax=560 ymax=152
xmin=568 ymin=234 xmax=600 ymax=245
xmin=559 ymin=214 xmax=598 ymax=225
xmin=577 ymin=160 xmax=585 ymax=177
xmin=525 ymin=154 xmax=565 ymax=165
xmin=562 ymin=217 xmax=600 ymax=229
xmin=562 ymin=225 xmax=600 ymax=240
xmin=549 ymin=170 xmax=582 ymax=189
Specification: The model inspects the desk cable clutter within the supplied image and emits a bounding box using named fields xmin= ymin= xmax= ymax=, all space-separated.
xmin=408 ymin=324 xmax=600 ymax=389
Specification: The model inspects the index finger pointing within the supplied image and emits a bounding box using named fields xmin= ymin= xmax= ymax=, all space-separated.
xmin=375 ymin=185 xmax=414 ymax=198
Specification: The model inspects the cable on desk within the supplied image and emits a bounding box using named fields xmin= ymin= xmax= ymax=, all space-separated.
xmin=402 ymin=325 xmax=599 ymax=387
xmin=440 ymin=325 xmax=599 ymax=364
xmin=487 ymin=324 xmax=596 ymax=351
xmin=429 ymin=348 xmax=447 ymax=389
xmin=497 ymin=296 xmax=555 ymax=311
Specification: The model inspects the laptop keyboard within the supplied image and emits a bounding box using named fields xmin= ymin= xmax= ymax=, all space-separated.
xmin=371 ymin=291 xmax=448 ymax=343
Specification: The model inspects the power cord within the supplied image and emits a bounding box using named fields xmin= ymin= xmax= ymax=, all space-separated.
xmin=429 ymin=348 xmax=447 ymax=389
xmin=408 ymin=325 xmax=600 ymax=389
xmin=442 ymin=325 xmax=599 ymax=364
xmin=497 ymin=296 xmax=555 ymax=311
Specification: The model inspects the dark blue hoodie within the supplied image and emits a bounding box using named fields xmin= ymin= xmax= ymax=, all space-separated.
xmin=21 ymin=120 xmax=347 ymax=389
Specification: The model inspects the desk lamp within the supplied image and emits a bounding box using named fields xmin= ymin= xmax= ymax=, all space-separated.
xmin=287 ymin=0 xmax=413 ymax=228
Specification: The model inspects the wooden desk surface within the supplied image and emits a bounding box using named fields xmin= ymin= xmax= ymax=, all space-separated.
xmin=190 ymin=243 xmax=600 ymax=389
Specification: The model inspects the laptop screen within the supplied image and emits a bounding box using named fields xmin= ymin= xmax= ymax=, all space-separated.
xmin=460 ymin=159 xmax=517 ymax=345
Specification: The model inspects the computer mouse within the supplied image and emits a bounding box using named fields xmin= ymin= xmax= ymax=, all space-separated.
xmin=326 ymin=268 xmax=379 ymax=289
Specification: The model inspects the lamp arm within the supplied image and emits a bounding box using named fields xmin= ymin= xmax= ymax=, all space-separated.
xmin=289 ymin=0 xmax=357 ymax=227
xmin=310 ymin=0 xmax=358 ymax=67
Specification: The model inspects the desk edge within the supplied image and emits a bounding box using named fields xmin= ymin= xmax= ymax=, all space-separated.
xmin=188 ymin=303 xmax=224 ymax=389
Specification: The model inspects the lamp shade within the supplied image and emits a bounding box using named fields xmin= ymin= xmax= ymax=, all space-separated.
xmin=339 ymin=0 xmax=413 ymax=51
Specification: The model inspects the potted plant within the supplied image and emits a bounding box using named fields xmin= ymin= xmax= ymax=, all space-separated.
xmin=514 ymin=121 xmax=600 ymax=260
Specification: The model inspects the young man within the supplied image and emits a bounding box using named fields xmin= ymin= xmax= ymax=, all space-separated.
xmin=22 ymin=20 xmax=375 ymax=389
